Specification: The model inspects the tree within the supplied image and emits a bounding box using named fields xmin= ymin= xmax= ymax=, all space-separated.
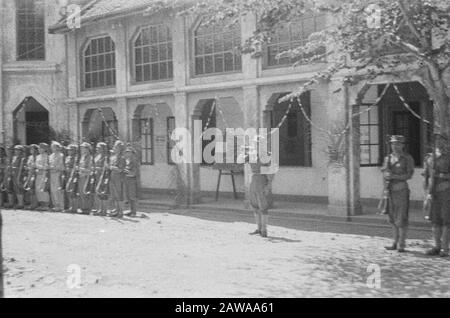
xmin=148 ymin=0 xmax=450 ymax=136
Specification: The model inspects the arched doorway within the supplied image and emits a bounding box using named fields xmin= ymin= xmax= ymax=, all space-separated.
xmin=264 ymin=92 xmax=312 ymax=167
xmin=13 ymin=97 xmax=50 ymax=145
xmin=82 ymin=108 xmax=118 ymax=147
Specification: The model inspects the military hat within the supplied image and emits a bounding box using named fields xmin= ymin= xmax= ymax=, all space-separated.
xmin=80 ymin=142 xmax=92 ymax=150
xmin=29 ymin=144 xmax=39 ymax=151
xmin=14 ymin=145 xmax=25 ymax=151
xmin=124 ymin=144 xmax=136 ymax=154
xmin=39 ymin=143 xmax=49 ymax=150
xmin=389 ymin=135 xmax=406 ymax=144
xmin=51 ymin=141 xmax=63 ymax=149
xmin=66 ymin=143 xmax=78 ymax=150
xmin=96 ymin=142 xmax=107 ymax=149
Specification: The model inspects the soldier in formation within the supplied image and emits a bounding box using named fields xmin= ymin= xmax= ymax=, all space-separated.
xmin=0 ymin=139 xmax=140 ymax=219
xmin=423 ymin=134 xmax=450 ymax=258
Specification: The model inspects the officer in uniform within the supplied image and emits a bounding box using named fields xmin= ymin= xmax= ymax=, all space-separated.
xmin=49 ymin=142 xmax=65 ymax=212
xmin=382 ymin=135 xmax=415 ymax=253
xmin=243 ymin=136 xmax=276 ymax=238
xmin=35 ymin=143 xmax=50 ymax=211
xmin=423 ymin=134 xmax=450 ymax=257
xmin=11 ymin=145 xmax=26 ymax=209
xmin=24 ymin=144 xmax=39 ymax=210
xmin=109 ymin=140 xmax=125 ymax=218
xmin=79 ymin=142 xmax=94 ymax=215
xmin=124 ymin=144 xmax=139 ymax=217
xmin=93 ymin=142 xmax=109 ymax=216
xmin=64 ymin=144 xmax=79 ymax=213
xmin=0 ymin=145 xmax=6 ymax=208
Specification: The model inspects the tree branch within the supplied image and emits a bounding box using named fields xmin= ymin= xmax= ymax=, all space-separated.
xmin=397 ymin=0 xmax=429 ymax=49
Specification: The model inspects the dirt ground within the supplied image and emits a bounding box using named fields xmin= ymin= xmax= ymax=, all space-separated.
xmin=2 ymin=209 xmax=449 ymax=298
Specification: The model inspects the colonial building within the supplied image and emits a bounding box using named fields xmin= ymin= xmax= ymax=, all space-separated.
xmin=40 ymin=0 xmax=437 ymax=214
xmin=0 ymin=0 xmax=90 ymax=145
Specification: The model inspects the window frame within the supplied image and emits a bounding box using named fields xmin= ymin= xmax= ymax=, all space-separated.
xmin=131 ymin=24 xmax=174 ymax=84
xmin=16 ymin=0 xmax=46 ymax=61
xmin=81 ymin=35 xmax=117 ymax=91
xmin=139 ymin=118 xmax=154 ymax=166
xmin=262 ymin=14 xmax=327 ymax=70
xmin=359 ymin=103 xmax=383 ymax=167
xmin=192 ymin=17 xmax=242 ymax=77
xmin=269 ymin=92 xmax=313 ymax=168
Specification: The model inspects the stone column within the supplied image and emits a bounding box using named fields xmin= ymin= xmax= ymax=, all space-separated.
xmin=242 ymin=85 xmax=259 ymax=207
xmin=327 ymin=79 xmax=362 ymax=216
xmin=116 ymin=97 xmax=129 ymax=141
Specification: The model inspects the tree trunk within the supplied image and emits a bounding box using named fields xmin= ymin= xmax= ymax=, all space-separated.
xmin=430 ymin=80 xmax=450 ymax=137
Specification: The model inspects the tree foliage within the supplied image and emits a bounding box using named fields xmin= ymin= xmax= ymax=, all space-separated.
xmin=149 ymin=0 xmax=450 ymax=135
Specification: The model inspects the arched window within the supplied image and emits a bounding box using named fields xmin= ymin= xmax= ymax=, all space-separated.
xmin=194 ymin=19 xmax=241 ymax=75
xmin=16 ymin=0 xmax=45 ymax=60
xmin=134 ymin=24 xmax=173 ymax=83
xmin=266 ymin=14 xmax=326 ymax=68
xmin=83 ymin=36 xmax=116 ymax=90
xmin=266 ymin=92 xmax=312 ymax=167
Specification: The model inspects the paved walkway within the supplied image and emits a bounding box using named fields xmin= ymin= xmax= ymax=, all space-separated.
xmin=139 ymin=193 xmax=429 ymax=227
xmin=2 ymin=209 xmax=448 ymax=298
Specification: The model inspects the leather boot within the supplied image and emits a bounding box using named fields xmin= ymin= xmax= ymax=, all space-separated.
xmin=7 ymin=194 xmax=15 ymax=209
xmin=398 ymin=227 xmax=408 ymax=252
xmin=250 ymin=212 xmax=262 ymax=235
xmin=16 ymin=195 xmax=24 ymax=209
xmin=427 ymin=226 xmax=443 ymax=256
xmin=261 ymin=215 xmax=269 ymax=238
xmin=385 ymin=226 xmax=399 ymax=250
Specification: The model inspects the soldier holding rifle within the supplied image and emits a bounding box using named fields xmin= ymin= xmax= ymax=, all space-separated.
xmin=423 ymin=134 xmax=450 ymax=257
xmin=35 ymin=143 xmax=50 ymax=211
xmin=24 ymin=144 xmax=39 ymax=210
xmin=109 ymin=140 xmax=125 ymax=219
xmin=64 ymin=144 xmax=80 ymax=213
xmin=49 ymin=142 xmax=65 ymax=212
xmin=10 ymin=145 xmax=26 ymax=209
xmin=93 ymin=142 xmax=109 ymax=216
xmin=0 ymin=146 xmax=7 ymax=208
xmin=124 ymin=144 xmax=139 ymax=218
xmin=79 ymin=142 xmax=94 ymax=215
xmin=381 ymin=135 xmax=414 ymax=253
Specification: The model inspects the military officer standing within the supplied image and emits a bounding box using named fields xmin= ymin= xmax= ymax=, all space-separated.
xmin=382 ymin=135 xmax=415 ymax=253
xmin=423 ymin=134 xmax=450 ymax=257
xmin=109 ymin=140 xmax=125 ymax=218
xmin=11 ymin=145 xmax=26 ymax=209
xmin=24 ymin=144 xmax=39 ymax=210
xmin=35 ymin=143 xmax=50 ymax=211
xmin=0 ymin=146 xmax=6 ymax=208
xmin=93 ymin=142 xmax=108 ymax=216
xmin=78 ymin=142 xmax=94 ymax=215
xmin=124 ymin=144 xmax=139 ymax=217
xmin=64 ymin=144 xmax=79 ymax=213
xmin=49 ymin=142 xmax=65 ymax=212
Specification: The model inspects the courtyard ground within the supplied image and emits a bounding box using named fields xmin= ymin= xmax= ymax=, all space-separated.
xmin=2 ymin=209 xmax=449 ymax=298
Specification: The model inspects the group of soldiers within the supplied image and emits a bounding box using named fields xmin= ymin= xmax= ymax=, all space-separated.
xmin=381 ymin=134 xmax=450 ymax=258
xmin=0 ymin=140 xmax=140 ymax=219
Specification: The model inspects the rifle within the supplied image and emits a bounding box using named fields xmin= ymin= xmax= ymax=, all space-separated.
xmin=40 ymin=154 xmax=51 ymax=193
xmin=96 ymin=156 xmax=111 ymax=198
xmin=378 ymin=138 xmax=392 ymax=215
xmin=23 ymin=156 xmax=37 ymax=192
xmin=423 ymin=140 xmax=437 ymax=221
xmin=0 ymin=157 xmax=13 ymax=193
xmin=83 ymin=153 xmax=96 ymax=195
xmin=66 ymin=153 xmax=80 ymax=197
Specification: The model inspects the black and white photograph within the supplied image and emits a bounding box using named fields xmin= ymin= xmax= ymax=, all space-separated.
xmin=0 ymin=0 xmax=449 ymax=301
